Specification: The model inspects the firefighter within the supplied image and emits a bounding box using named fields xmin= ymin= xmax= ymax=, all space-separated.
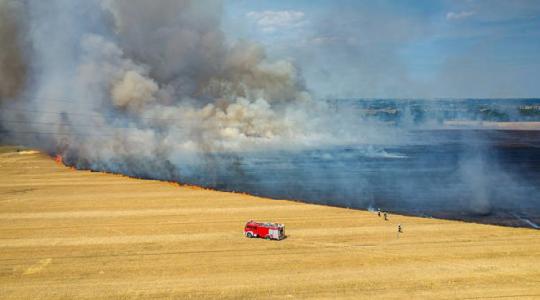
xmin=398 ymin=224 xmax=402 ymax=233
xmin=377 ymin=208 xmax=381 ymax=217
xmin=384 ymin=212 xmax=388 ymax=221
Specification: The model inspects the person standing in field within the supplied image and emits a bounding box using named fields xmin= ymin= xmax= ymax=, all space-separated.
xmin=384 ymin=212 xmax=388 ymax=221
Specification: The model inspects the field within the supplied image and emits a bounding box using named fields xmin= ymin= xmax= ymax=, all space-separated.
xmin=1 ymin=146 xmax=540 ymax=299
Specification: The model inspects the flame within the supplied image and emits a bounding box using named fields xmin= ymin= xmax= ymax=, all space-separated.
xmin=55 ymin=154 xmax=63 ymax=164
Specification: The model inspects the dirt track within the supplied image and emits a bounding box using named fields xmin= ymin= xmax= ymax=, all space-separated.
xmin=1 ymin=147 xmax=539 ymax=299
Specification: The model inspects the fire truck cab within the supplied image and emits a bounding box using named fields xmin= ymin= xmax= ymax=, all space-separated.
xmin=244 ymin=220 xmax=285 ymax=240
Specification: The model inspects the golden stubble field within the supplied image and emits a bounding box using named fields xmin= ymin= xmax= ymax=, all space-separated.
xmin=1 ymin=146 xmax=539 ymax=299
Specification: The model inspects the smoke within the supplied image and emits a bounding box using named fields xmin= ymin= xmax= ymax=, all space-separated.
xmin=0 ymin=0 xmax=28 ymax=101
xmin=0 ymin=0 xmax=325 ymax=177
xmin=112 ymin=70 xmax=158 ymax=110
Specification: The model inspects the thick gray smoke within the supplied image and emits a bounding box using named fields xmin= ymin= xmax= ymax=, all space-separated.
xmin=0 ymin=0 xmax=27 ymax=100
xmin=0 ymin=0 xmax=329 ymax=177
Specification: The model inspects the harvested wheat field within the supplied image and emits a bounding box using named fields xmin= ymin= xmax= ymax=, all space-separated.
xmin=0 ymin=146 xmax=539 ymax=299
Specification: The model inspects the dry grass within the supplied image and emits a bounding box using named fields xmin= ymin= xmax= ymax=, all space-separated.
xmin=1 ymin=149 xmax=539 ymax=299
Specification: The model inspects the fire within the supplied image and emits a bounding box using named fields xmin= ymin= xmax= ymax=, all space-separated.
xmin=55 ymin=154 xmax=63 ymax=164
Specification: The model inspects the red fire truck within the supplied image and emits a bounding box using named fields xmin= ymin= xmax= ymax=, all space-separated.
xmin=244 ymin=220 xmax=285 ymax=240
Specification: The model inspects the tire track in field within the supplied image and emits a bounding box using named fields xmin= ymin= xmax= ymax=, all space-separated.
xmin=0 ymin=204 xmax=311 ymax=220
xmin=0 ymin=232 xmax=236 ymax=247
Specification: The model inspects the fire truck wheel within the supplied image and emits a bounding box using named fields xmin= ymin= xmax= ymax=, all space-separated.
xmin=265 ymin=236 xmax=271 ymax=240
xmin=246 ymin=232 xmax=253 ymax=238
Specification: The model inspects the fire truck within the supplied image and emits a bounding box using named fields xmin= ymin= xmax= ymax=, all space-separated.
xmin=244 ymin=220 xmax=285 ymax=240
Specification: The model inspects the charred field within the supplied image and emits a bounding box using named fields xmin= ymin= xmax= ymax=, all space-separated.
xmin=184 ymin=128 xmax=540 ymax=229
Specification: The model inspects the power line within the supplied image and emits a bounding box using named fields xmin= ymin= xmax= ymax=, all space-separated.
xmin=0 ymin=120 xmax=194 ymax=138
xmin=0 ymin=129 xmax=116 ymax=138
xmin=16 ymin=96 xmax=89 ymax=105
xmin=0 ymin=107 xmax=105 ymax=118
xmin=0 ymin=119 xmax=190 ymax=132
xmin=1 ymin=119 xmax=100 ymax=128
xmin=0 ymin=107 xmax=199 ymax=124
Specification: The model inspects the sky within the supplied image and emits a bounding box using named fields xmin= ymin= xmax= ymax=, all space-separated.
xmin=223 ymin=0 xmax=540 ymax=99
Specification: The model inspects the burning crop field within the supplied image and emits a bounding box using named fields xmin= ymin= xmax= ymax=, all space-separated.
xmin=3 ymin=0 xmax=540 ymax=298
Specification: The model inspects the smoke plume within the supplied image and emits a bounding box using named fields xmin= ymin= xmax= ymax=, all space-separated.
xmin=0 ymin=0 xmax=27 ymax=100
xmin=0 ymin=0 xmax=321 ymax=172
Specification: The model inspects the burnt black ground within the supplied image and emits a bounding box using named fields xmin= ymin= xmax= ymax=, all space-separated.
xmin=195 ymin=130 xmax=540 ymax=228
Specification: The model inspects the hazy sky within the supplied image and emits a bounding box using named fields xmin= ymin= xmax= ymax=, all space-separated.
xmin=224 ymin=0 xmax=540 ymax=99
